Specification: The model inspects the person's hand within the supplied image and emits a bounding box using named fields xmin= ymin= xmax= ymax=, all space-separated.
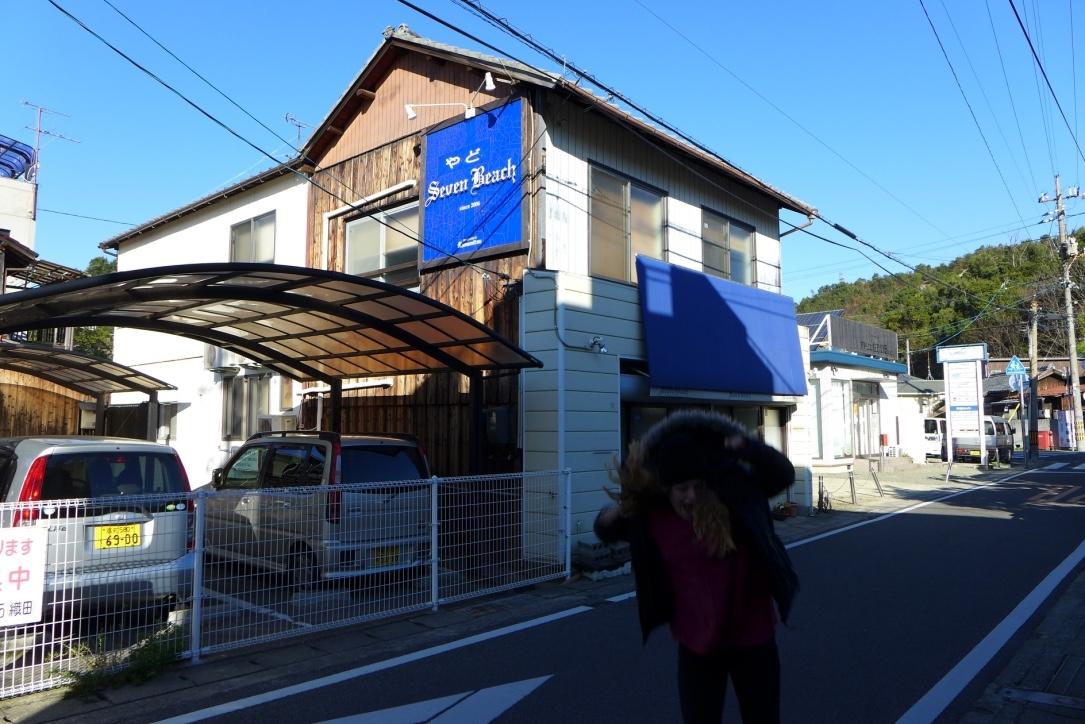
xmin=596 ymin=505 xmax=623 ymax=527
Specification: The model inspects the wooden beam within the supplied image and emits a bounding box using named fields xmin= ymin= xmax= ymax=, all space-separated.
xmin=355 ymin=88 xmax=376 ymax=100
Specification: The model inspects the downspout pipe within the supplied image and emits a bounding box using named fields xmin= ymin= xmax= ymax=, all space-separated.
xmin=780 ymin=214 xmax=816 ymax=238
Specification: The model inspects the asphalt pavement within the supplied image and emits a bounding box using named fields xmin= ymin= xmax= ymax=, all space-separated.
xmin=1 ymin=454 xmax=1082 ymax=723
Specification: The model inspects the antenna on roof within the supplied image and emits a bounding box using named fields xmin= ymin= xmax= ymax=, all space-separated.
xmin=284 ymin=113 xmax=313 ymax=147
xmin=21 ymin=100 xmax=79 ymax=184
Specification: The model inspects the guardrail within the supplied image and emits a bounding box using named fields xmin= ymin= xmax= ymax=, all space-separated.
xmin=0 ymin=469 xmax=571 ymax=698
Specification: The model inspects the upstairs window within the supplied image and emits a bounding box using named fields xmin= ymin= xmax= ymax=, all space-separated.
xmin=702 ymin=209 xmax=754 ymax=284
xmin=230 ymin=211 xmax=275 ymax=263
xmin=223 ymin=373 xmax=270 ymax=441
xmin=345 ymin=204 xmax=419 ymax=286
xmin=589 ymin=166 xmax=664 ymax=283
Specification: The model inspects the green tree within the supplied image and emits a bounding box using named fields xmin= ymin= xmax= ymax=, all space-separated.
xmin=73 ymin=256 xmax=116 ymax=358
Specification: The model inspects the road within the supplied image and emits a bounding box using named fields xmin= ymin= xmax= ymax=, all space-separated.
xmin=159 ymin=458 xmax=1085 ymax=723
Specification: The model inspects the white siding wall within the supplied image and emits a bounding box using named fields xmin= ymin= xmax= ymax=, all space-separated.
xmin=809 ymin=364 xmax=902 ymax=467
xmin=896 ymin=396 xmax=931 ymax=463
xmin=111 ymin=175 xmax=308 ymax=484
xmin=522 ymin=270 xmax=638 ymax=543
xmin=540 ymin=102 xmax=782 ymax=291
xmin=0 ymin=177 xmax=36 ymax=249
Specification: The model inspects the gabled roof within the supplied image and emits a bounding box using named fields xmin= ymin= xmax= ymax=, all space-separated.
xmin=101 ymin=24 xmax=816 ymax=252
xmin=0 ymin=229 xmax=83 ymax=286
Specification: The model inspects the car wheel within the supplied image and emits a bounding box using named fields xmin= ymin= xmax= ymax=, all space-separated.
xmin=290 ymin=549 xmax=320 ymax=593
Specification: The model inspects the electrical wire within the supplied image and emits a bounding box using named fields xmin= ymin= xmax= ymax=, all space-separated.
xmin=629 ymin=0 xmax=951 ymax=238
xmin=38 ymin=208 xmax=135 ymax=225
xmin=1008 ymin=0 xmax=1085 ymax=166
xmin=48 ymin=0 xmax=536 ymax=282
xmin=986 ymin=0 xmax=1039 ymax=195
xmin=918 ymin=0 xmax=1029 ymax=229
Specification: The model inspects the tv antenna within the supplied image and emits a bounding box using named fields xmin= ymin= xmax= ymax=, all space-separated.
xmin=21 ymin=100 xmax=79 ymax=183
xmin=284 ymin=113 xmax=312 ymax=147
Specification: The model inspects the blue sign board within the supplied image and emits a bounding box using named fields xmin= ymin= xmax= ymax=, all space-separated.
xmin=422 ymin=98 xmax=524 ymax=263
xmin=1006 ymin=355 xmax=1027 ymax=376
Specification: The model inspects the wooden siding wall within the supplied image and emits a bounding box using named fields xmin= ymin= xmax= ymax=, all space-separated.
xmin=0 ymin=371 xmax=86 ymax=436
xmin=540 ymin=94 xmax=784 ymax=291
xmin=320 ymin=55 xmax=504 ymax=169
xmin=307 ymin=132 xmax=526 ymax=477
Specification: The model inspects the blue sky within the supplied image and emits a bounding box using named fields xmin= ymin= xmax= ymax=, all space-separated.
xmin=3 ymin=0 xmax=1084 ymax=302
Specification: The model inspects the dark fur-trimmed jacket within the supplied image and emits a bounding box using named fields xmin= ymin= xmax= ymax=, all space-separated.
xmin=594 ymin=412 xmax=799 ymax=644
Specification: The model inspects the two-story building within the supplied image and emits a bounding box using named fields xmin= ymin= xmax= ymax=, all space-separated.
xmin=102 ymin=25 xmax=818 ymax=537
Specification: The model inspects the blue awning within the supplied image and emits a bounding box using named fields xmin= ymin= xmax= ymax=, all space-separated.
xmin=636 ymin=257 xmax=807 ymax=396
xmin=0 ymin=135 xmax=34 ymax=180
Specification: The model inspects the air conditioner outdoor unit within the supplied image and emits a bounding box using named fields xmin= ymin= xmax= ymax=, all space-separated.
xmin=204 ymin=344 xmax=250 ymax=372
xmin=257 ymin=414 xmax=298 ymax=433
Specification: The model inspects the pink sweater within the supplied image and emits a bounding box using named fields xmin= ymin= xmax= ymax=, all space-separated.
xmin=649 ymin=507 xmax=776 ymax=655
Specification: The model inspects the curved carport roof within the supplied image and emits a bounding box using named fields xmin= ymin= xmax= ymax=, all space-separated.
xmin=0 ymin=340 xmax=175 ymax=397
xmin=0 ymin=264 xmax=542 ymax=460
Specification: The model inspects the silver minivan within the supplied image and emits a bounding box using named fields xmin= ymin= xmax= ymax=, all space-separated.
xmin=205 ymin=431 xmax=431 ymax=589
xmin=0 ymin=436 xmax=194 ymax=618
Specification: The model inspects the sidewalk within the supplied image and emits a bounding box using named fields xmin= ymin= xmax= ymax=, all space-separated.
xmin=0 ymin=460 xmax=1081 ymax=723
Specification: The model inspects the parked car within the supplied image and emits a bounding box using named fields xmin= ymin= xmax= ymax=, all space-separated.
xmin=0 ymin=436 xmax=194 ymax=620
xmin=923 ymin=417 xmax=946 ymax=459
xmin=945 ymin=416 xmax=1015 ymax=463
xmin=204 ymin=431 xmax=431 ymax=588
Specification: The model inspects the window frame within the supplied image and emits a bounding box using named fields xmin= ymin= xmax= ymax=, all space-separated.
xmin=344 ymin=202 xmax=420 ymax=286
xmin=222 ymin=373 xmax=271 ymax=441
xmin=229 ymin=211 xmax=276 ymax=263
xmin=700 ymin=207 xmax=756 ymax=285
xmin=588 ymin=164 xmax=666 ymax=283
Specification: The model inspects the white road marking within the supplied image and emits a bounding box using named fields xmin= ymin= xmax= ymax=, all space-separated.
xmin=897 ymin=539 xmax=1085 ymax=723
xmin=606 ymin=591 xmax=636 ymax=603
xmin=156 ymin=607 xmax=590 ymax=723
xmin=1074 ymin=463 xmax=1085 ymax=470
xmin=202 ymin=590 xmax=312 ymax=627
xmin=316 ymin=676 xmax=551 ymax=724
xmin=787 ymin=471 xmax=1031 ymax=550
xmin=1044 ymin=462 xmax=1069 ymax=470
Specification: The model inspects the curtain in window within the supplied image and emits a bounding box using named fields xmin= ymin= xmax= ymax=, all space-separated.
xmin=629 ymin=185 xmax=663 ymax=282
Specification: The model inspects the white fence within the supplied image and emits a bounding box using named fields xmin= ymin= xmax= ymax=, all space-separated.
xmin=0 ymin=470 xmax=571 ymax=698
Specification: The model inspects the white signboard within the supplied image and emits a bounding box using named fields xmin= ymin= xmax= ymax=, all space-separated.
xmin=0 ymin=527 xmax=47 ymax=625
xmin=936 ymin=343 xmax=988 ymax=363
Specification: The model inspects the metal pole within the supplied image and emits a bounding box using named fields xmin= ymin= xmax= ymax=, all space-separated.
xmin=189 ymin=490 xmax=206 ymax=664
xmin=430 ymin=476 xmax=439 ymax=611
xmin=1029 ymin=299 xmax=1040 ymax=464
xmin=1056 ymin=175 xmax=1085 ymax=451
xmin=562 ymin=468 xmax=572 ymax=580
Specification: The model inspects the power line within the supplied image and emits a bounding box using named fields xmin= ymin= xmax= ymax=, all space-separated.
xmin=918 ymin=0 xmax=1029 ymax=228
xmin=47 ymin=0 xmax=522 ymax=281
xmin=628 ymin=0 xmax=950 ymax=238
xmin=39 ymin=208 xmax=135 ymax=225
xmin=985 ymin=0 xmax=1038 ymax=194
xmin=1008 ymin=0 xmax=1085 ymax=166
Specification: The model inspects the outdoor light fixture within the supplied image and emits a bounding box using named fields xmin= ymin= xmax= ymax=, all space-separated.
xmin=405 ymin=102 xmax=476 ymax=120
xmin=588 ymin=336 xmax=608 ymax=354
xmin=405 ymin=72 xmax=496 ymax=122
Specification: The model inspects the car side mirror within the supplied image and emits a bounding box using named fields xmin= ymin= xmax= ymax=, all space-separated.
xmin=211 ymin=468 xmax=224 ymax=489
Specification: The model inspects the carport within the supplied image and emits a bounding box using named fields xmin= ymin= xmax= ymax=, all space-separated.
xmin=0 ymin=340 xmax=175 ymax=437
xmin=0 ymin=263 xmax=542 ymax=471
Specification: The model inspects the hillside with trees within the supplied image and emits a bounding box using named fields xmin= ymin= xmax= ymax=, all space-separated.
xmin=796 ymin=228 xmax=1085 ymax=379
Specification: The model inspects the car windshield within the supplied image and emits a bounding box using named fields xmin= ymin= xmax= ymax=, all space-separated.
xmin=985 ymin=421 xmax=995 ymax=435
xmin=924 ymin=420 xmax=938 ymax=434
xmin=340 ymin=446 xmax=426 ymax=483
xmin=42 ymin=451 xmax=188 ymax=499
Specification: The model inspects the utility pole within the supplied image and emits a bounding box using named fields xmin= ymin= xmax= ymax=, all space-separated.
xmin=905 ymin=338 xmax=911 ymax=376
xmin=1028 ymin=298 xmax=1040 ymax=465
xmin=1042 ymin=175 xmax=1085 ymax=451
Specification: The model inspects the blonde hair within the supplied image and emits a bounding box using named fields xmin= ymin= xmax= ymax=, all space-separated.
xmin=610 ymin=441 xmax=736 ymax=557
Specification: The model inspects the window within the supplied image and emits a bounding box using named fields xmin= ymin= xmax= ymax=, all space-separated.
xmin=159 ymin=402 xmax=179 ymax=443
xmin=702 ymin=209 xmax=755 ymax=284
xmin=230 ymin=211 xmax=275 ymax=263
xmin=223 ymin=374 xmax=270 ymax=440
xmin=345 ymin=205 xmax=419 ymax=285
xmin=589 ymin=166 xmax=664 ymax=282
xmin=264 ymin=444 xmax=325 ymax=487
xmin=221 ymin=447 xmax=265 ymax=490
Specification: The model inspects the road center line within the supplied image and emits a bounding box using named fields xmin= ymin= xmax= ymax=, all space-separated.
xmin=897 ymin=538 xmax=1085 ymax=723
xmin=156 ymin=606 xmax=593 ymax=724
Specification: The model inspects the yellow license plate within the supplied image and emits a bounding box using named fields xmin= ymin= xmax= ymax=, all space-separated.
xmin=94 ymin=524 xmax=141 ymax=550
xmin=373 ymin=546 xmax=400 ymax=567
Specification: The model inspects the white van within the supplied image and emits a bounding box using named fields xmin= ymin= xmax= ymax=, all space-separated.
xmin=947 ymin=416 xmax=1015 ymax=463
xmin=923 ymin=418 xmax=945 ymax=459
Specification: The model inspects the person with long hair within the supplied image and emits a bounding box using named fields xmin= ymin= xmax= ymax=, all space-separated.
xmin=594 ymin=410 xmax=799 ymax=723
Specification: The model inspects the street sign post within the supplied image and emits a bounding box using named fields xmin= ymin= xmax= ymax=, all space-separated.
xmin=1007 ymin=355 xmax=1029 ymax=461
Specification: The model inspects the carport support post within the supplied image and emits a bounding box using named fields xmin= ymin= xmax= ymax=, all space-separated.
xmin=329 ymin=379 xmax=342 ymax=434
xmin=469 ymin=373 xmax=484 ymax=474
xmin=146 ymin=391 xmax=159 ymax=441
xmin=94 ymin=393 xmax=107 ymax=435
